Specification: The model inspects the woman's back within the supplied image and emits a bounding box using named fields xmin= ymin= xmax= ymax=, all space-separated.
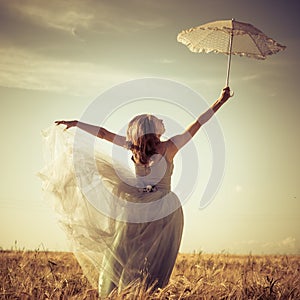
xmin=134 ymin=151 xmax=174 ymax=192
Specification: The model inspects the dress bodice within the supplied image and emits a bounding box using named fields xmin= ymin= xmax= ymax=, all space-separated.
xmin=134 ymin=154 xmax=174 ymax=191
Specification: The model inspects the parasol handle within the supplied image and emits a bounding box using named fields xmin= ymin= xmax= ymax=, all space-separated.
xmin=225 ymin=21 xmax=234 ymax=88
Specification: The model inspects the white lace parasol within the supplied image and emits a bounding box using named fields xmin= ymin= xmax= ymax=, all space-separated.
xmin=177 ymin=19 xmax=286 ymax=86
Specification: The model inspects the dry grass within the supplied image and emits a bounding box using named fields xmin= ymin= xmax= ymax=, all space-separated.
xmin=0 ymin=249 xmax=299 ymax=299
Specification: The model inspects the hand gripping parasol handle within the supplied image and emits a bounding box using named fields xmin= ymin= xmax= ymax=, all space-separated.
xmin=225 ymin=19 xmax=234 ymax=88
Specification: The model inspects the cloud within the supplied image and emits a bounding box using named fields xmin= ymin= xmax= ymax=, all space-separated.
xmin=263 ymin=236 xmax=297 ymax=251
xmin=234 ymin=237 xmax=299 ymax=254
xmin=5 ymin=0 xmax=167 ymax=37
xmin=0 ymin=0 xmax=170 ymax=69
xmin=15 ymin=4 xmax=93 ymax=33
xmin=0 ymin=1 xmax=171 ymax=95
xmin=0 ymin=47 xmax=133 ymax=96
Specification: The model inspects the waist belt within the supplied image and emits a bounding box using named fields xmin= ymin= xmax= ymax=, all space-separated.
xmin=138 ymin=185 xmax=157 ymax=193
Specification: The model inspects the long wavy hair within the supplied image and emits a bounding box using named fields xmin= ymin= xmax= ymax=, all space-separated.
xmin=126 ymin=114 xmax=164 ymax=165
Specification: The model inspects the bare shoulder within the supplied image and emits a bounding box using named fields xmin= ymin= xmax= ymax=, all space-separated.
xmin=158 ymin=140 xmax=177 ymax=162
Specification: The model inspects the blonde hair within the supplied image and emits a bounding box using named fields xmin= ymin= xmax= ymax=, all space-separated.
xmin=126 ymin=114 xmax=162 ymax=165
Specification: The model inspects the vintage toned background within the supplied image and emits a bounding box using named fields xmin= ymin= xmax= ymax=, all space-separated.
xmin=0 ymin=0 xmax=299 ymax=254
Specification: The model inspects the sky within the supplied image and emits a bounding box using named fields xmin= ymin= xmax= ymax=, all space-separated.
xmin=0 ymin=0 xmax=299 ymax=254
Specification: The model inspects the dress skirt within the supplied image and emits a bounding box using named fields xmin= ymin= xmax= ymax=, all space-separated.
xmin=38 ymin=126 xmax=184 ymax=296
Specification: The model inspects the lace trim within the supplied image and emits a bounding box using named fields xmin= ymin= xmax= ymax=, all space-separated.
xmin=177 ymin=21 xmax=286 ymax=60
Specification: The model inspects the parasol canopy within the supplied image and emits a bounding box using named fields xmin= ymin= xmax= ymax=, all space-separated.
xmin=177 ymin=19 xmax=286 ymax=86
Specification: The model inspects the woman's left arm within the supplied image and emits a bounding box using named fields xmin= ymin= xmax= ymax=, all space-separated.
xmin=55 ymin=120 xmax=126 ymax=147
xmin=165 ymin=87 xmax=231 ymax=158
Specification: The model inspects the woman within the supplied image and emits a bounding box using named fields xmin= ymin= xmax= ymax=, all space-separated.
xmin=42 ymin=87 xmax=231 ymax=297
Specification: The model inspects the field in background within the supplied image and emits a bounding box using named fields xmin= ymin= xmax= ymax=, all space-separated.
xmin=0 ymin=250 xmax=299 ymax=299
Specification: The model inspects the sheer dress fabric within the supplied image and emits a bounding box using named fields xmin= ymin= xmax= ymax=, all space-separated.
xmin=39 ymin=126 xmax=183 ymax=296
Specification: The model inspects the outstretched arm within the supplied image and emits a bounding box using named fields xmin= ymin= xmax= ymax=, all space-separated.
xmin=166 ymin=87 xmax=231 ymax=158
xmin=55 ymin=120 xmax=126 ymax=147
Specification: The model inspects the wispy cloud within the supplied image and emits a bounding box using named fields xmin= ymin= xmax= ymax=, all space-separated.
xmin=13 ymin=3 xmax=93 ymax=36
xmin=234 ymin=237 xmax=299 ymax=254
xmin=0 ymin=47 xmax=133 ymax=96
xmin=262 ymin=236 xmax=297 ymax=252
xmin=0 ymin=0 xmax=170 ymax=96
xmin=7 ymin=0 xmax=167 ymax=37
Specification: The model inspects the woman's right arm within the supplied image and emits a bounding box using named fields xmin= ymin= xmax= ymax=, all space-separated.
xmin=55 ymin=120 xmax=126 ymax=147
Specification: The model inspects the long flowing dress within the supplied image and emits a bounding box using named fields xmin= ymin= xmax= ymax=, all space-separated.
xmin=39 ymin=126 xmax=184 ymax=297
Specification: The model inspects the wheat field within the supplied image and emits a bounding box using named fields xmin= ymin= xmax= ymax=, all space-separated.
xmin=0 ymin=249 xmax=299 ymax=299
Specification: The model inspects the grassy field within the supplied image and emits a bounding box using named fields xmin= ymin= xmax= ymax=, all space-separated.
xmin=0 ymin=250 xmax=299 ymax=299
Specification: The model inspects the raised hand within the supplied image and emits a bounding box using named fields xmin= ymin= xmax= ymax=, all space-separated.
xmin=219 ymin=87 xmax=233 ymax=103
